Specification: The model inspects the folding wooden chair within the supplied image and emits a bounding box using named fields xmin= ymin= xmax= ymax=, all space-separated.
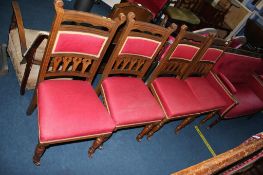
xmin=24 ymin=0 xmax=125 ymax=165
xmin=97 ymin=12 xmax=176 ymax=142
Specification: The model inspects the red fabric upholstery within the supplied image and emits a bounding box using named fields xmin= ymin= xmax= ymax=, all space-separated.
xmin=38 ymin=80 xmax=115 ymax=143
xmin=217 ymin=72 xmax=237 ymax=94
xmin=128 ymin=0 xmax=168 ymax=17
xmin=53 ymin=31 xmax=107 ymax=58
xmin=260 ymin=75 xmax=263 ymax=81
xmin=213 ymin=52 xmax=263 ymax=118
xmin=224 ymin=83 xmax=263 ymax=118
xmin=206 ymin=72 xmax=237 ymax=116
xmin=120 ymin=37 xmax=160 ymax=58
xmin=152 ymin=77 xmax=205 ymax=118
xmin=200 ymin=48 xmax=223 ymax=63
xmin=170 ymin=44 xmax=199 ymax=61
xmin=213 ymin=52 xmax=263 ymax=83
xmin=102 ymin=77 xmax=164 ymax=127
xmin=185 ymin=76 xmax=227 ymax=111
xmin=248 ymin=75 xmax=263 ymax=102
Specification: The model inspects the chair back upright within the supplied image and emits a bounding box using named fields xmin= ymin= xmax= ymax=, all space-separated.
xmin=185 ymin=37 xmax=229 ymax=78
xmin=37 ymin=0 xmax=125 ymax=84
xmin=109 ymin=2 xmax=153 ymax=22
xmin=100 ymin=12 xmax=176 ymax=82
xmin=147 ymin=25 xmax=213 ymax=84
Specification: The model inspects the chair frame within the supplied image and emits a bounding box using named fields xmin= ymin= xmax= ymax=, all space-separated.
xmin=108 ymin=2 xmax=153 ymax=22
xmin=202 ymin=48 xmax=263 ymax=128
xmin=9 ymin=1 xmax=49 ymax=95
xmin=145 ymin=30 xmax=232 ymax=138
xmin=25 ymin=0 xmax=125 ymax=165
xmin=97 ymin=12 xmax=176 ymax=141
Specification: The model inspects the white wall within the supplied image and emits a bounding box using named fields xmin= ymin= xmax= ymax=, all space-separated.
xmin=103 ymin=0 xmax=120 ymax=7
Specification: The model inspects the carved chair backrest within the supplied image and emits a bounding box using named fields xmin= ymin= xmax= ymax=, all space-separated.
xmin=149 ymin=25 xmax=212 ymax=81
xmin=109 ymin=2 xmax=153 ymax=22
xmin=37 ymin=0 xmax=125 ymax=84
xmin=100 ymin=12 xmax=176 ymax=80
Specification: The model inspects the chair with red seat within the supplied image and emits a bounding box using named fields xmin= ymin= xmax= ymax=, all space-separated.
xmin=145 ymin=30 xmax=231 ymax=138
xmin=204 ymin=49 xmax=263 ymax=127
xmin=25 ymin=0 xmax=125 ymax=165
xmin=96 ymin=12 xmax=176 ymax=142
xmin=143 ymin=25 xmax=212 ymax=81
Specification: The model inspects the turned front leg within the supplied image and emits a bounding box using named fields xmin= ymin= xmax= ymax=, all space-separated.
xmin=136 ymin=123 xmax=155 ymax=142
xmin=33 ymin=143 xmax=47 ymax=166
xmin=200 ymin=111 xmax=216 ymax=125
xmin=175 ymin=116 xmax=196 ymax=134
xmin=88 ymin=135 xmax=111 ymax=158
xmin=147 ymin=118 xmax=167 ymax=140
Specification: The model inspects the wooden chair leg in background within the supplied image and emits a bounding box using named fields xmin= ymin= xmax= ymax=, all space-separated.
xmin=33 ymin=143 xmax=48 ymax=166
xmin=20 ymin=58 xmax=33 ymax=95
xmin=27 ymin=91 xmax=37 ymax=115
xmin=175 ymin=115 xmax=196 ymax=134
xmin=88 ymin=135 xmax=111 ymax=158
xmin=199 ymin=111 xmax=216 ymax=125
xmin=147 ymin=118 xmax=168 ymax=140
xmin=136 ymin=123 xmax=155 ymax=142
xmin=208 ymin=116 xmax=222 ymax=129
xmin=0 ymin=44 xmax=8 ymax=76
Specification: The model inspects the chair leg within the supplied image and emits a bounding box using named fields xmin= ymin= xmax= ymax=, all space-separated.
xmin=147 ymin=118 xmax=167 ymax=140
xmin=207 ymin=117 xmax=222 ymax=129
xmin=27 ymin=91 xmax=37 ymax=115
xmin=199 ymin=111 xmax=216 ymax=125
xmin=20 ymin=58 xmax=33 ymax=95
xmin=175 ymin=116 xmax=196 ymax=134
xmin=33 ymin=143 xmax=47 ymax=166
xmin=88 ymin=135 xmax=110 ymax=158
xmin=136 ymin=123 xmax=155 ymax=142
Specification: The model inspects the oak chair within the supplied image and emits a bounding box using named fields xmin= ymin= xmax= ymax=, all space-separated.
xmin=143 ymin=26 xmax=216 ymax=81
xmin=25 ymin=0 xmax=125 ymax=166
xmin=109 ymin=2 xmax=153 ymax=22
xmin=7 ymin=0 xmax=48 ymax=95
xmin=97 ymin=12 xmax=176 ymax=142
xmin=203 ymin=48 xmax=263 ymax=128
xmin=145 ymin=29 xmax=231 ymax=138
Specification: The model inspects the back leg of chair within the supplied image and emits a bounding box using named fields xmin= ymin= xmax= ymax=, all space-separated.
xmin=136 ymin=123 xmax=155 ymax=142
xmin=20 ymin=57 xmax=34 ymax=95
xmin=175 ymin=115 xmax=197 ymax=134
xmin=207 ymin=116 xmax=222 ymax=129
xmin=27 ymin=91 xmax=37 ymax=115
xmin=199 ymin=111 xmax=217 ymax=125
xmin=88 ymin=134 xmax=111 ymax=158
xmin=147 ymin=118 xmax=168 ymax=139
xmin=33 ymin=143 xmax=48 ymax=166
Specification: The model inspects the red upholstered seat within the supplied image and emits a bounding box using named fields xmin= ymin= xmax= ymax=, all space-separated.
xmin=152 ymin=77 xmax=205 ymax=118
xmin=38 ymin=80 xmax=115 ymax=143
xmin=224 ymin=84 xmax=263 ymax=118
xmin=185 ymin=77 xmax=227 ymax=111
xmin=129 ymin=0 xmax=167 ymax=17
xmin=102 ymin=77 xmax=164 ymax=127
